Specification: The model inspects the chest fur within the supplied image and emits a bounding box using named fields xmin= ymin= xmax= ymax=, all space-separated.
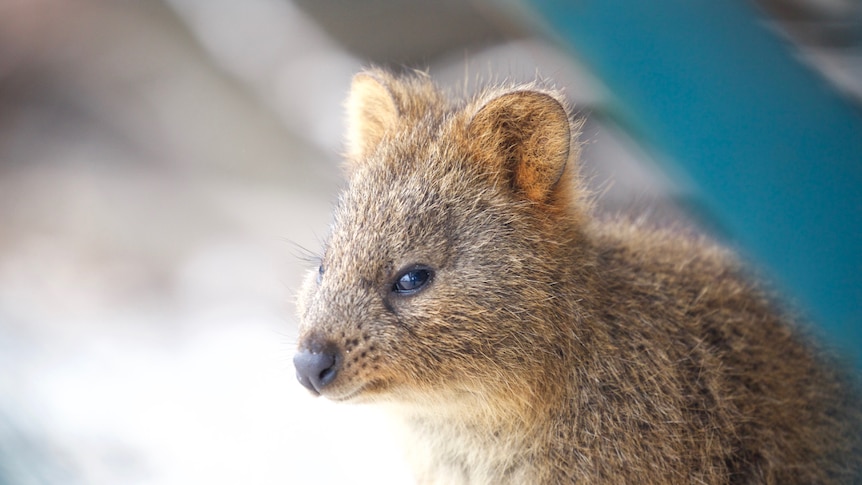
xmin=392 ymin=409 xmax=539 ymax=485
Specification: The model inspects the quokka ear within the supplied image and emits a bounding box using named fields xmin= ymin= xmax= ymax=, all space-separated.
xmin=345 ymin=71 xmax=399 ymax=162
xmin=468 ymin=90 xmax=572 ymax=203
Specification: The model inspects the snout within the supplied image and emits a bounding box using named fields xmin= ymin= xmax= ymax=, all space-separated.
xmin=293 ymin=340 xmax=341 ymax=395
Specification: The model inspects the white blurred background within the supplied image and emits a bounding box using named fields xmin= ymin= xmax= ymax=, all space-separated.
xmin=0 ymin=1 xmax=859 ymax=483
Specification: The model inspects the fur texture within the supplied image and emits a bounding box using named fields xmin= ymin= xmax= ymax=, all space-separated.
xmin=295 ymin=68 xmax=862 ymax=484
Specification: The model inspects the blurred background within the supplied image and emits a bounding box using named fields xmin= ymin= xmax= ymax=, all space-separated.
xmin=0 ymin=1 xmax=859 ymax=483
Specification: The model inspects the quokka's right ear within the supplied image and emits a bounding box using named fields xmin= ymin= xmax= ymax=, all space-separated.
xmin=344 ymin=71 xmax=400 ymax=163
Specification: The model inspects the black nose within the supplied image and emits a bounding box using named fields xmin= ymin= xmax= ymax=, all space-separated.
xmin=293 ymin=345 xmax=340 ymax=395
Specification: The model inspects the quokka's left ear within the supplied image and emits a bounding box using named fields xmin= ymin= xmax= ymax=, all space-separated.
xmin=467 ymin=90 xmax=572 ymax=204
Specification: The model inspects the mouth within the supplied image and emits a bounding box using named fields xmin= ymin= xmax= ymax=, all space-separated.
xmin=325 ymin=379 xmax=389 ymax=403
xmin=293 ymin=367 xmax=370 ymax=401
xmin=293 ymin=366 xmax=372 ymax=401
xmin=326 ymin=385 xmax=367 ymax=402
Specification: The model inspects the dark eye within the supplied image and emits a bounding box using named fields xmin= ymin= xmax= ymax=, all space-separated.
xmin=392 ymin=266 xmax=434 ymax=295
xmin=317 ymin=264 xmax=324 ymax=283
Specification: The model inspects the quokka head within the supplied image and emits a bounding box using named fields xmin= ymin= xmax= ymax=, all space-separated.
xmin=294 ymin=69 xmax=588 ymax=405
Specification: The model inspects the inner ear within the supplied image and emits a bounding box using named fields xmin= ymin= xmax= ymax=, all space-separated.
xmin=345 ymin=72 xmax=399 ymax=162
xmin=468 ymin=90 xmax=571 ymax=203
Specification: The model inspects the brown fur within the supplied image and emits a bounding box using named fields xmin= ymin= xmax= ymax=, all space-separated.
xmin=295 ymin=68 xmax=862 ymax=484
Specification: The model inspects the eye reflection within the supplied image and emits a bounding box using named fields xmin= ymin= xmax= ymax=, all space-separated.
xmin=393 ymin=267 xmax=433 ymax=295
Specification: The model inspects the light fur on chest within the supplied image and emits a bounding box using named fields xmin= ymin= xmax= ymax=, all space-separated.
xmin=384 ymin=398 xmax=541 ymax=485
